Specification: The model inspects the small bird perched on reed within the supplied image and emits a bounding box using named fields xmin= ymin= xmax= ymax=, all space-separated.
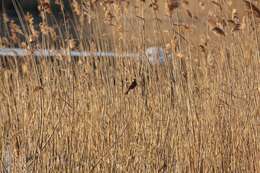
xmin=125 ymin=79 xmax=137 ymax=95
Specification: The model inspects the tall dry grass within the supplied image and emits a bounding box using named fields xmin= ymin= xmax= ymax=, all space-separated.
xmin=0 ymin=0 xmax=259 ymax=172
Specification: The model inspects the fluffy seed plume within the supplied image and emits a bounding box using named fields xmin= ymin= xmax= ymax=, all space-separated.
xmin=199 ymin=1 xmax=206 ymax=10
xmin=232 ymin=9 xmax=239 ymax=23
xmin=166 ymin=0 xmax=181 ymax=16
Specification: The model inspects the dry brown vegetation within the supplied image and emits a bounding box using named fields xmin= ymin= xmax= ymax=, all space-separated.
xmin=0 ymin=0 xmax=259 ymax=172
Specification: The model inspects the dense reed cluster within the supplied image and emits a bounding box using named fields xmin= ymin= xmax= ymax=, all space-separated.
xmin=0 ymin=0 xmax=259 ymax=172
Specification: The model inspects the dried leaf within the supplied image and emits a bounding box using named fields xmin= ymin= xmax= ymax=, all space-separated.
xmin=211 ymin=27 xmax=225 ymax=36
xmin=211 ymin=0 xmax=222 ymax=11
xmin=243 ymin=0 xmax=260 ymax=18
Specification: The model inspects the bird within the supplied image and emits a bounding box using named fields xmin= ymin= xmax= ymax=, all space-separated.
xmin=125 ymin=79 xmax=137 ymax=95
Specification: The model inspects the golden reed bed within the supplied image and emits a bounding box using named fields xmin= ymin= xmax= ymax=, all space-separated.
xmin=0 ymin=0 xmax=259 ymax=172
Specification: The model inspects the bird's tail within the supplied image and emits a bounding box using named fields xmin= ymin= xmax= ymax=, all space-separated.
xmin=125 ymin=89 xmax=130 ymax=95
